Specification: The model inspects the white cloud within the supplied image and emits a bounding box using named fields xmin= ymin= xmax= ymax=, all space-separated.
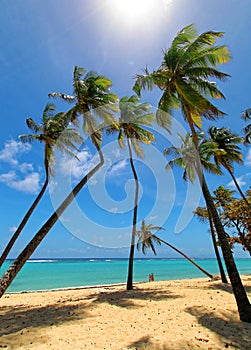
xmin=59 ymin=150 xmax=93 ymax=180
xmin=108 ymin=207 xmax=119 ymax=213
xmin=147 ymin=215 xmax=158 ymax=221
xmin=0 ymin=140 xmax=31 ymax=165
xmin=9 ymin=226 xmax=17 ymax=233
xmin=227 ymin=176 xmax=246 ymax=188
xmin=0 ymin=171 xmax=40 ymax=194
xmin=0 ymin=170 xmax=16 ymax=182
xmin=162 ymin=0 xmax=173 ymax=10
xmin=19 ymin=163 xmax=34 ymax=173
xmin=245 ymin=149 xmax=251 ymax=166
xmin=111 ymin=149 xmax=121 ymax=158
xmin=107 ymin=159 xmax=127 ymax=176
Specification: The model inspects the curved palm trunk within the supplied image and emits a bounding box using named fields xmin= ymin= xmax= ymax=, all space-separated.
xmin=153 ymin=235 xmax=213 ymax=279
xmin=0 ymin=149 xmax=104 ymax=297
xmin=224 ymin=164 xmax=251 ymax=210
xmin=126 ymin=137 xmax=139 ymax=290
xmin=207 ymin=208 xmax=228 ymax=283
xmin=187 ymin=114 xmax=251 ymax=322
xmin=0 ymin=151 xmax=50 ymax=268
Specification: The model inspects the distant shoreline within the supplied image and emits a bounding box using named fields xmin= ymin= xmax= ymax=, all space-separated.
xmin=2 ymin=258 xmax=250 ymax=294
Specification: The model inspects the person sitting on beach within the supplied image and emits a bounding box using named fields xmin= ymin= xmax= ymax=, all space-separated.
xmin=149 ymin=273 xmax=154 ymax=282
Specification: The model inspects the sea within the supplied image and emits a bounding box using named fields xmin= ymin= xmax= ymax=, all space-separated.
xmin=1 ymin=258 xmax=250 ymax=293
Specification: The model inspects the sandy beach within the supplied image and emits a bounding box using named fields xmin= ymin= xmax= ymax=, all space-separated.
xmin=1 ymin=276 xmax=251 ymax=350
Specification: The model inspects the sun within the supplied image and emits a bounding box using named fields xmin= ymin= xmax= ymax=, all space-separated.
xmin=109 ymin=0 xmax=156 ymax=21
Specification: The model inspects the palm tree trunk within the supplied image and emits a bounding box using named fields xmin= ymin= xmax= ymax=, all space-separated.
xmin=0 ymin=154 xmax=50 ymax=268
xmin=207 ymin=208 xmax=228 ymax=283
xmin=0 ymin=149 xmax=104 ymax=298
xmin=225 ymin=165 xmax=251 ymax=209
xmin=188 ymin=114 xmax=251 ymax=322
xmin=202 ymin=177 xmax=251 ymax=322
xmin=153 ymin=235 xmax=214 ymax=279
xmin=126 ymin=137 xmax=139 ymax=290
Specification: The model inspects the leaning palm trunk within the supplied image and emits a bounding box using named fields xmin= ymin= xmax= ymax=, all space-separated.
xmin=0 ymin=158 xmax=50 ymax=268
xmin=207 ymin=208 xmax=228 ymax=283
xmin=225 ymin=164 xmax=251 ymax=210
xmin=0 ymin=149 xmax=104 ymax=297
xmin=201 ymin=178 xmax=251 ymax=322
xmin=188 ymin=115 xmax=251 ymax=322
xmin=126 ymin=138 xmax=139 ymax=290
xmin=152 ymin=235 xmax=213 ymax=279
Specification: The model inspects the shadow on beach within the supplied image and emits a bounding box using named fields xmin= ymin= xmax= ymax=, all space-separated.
xmin=206 ymin=281 xmax=251 ymax=295
xmin=0 ymin=302 xmax=88 ymax=337
xmin=185 ymin=306 xmax=251 ymax=350
xmin=88 ymin=285 xmax=182 ymax=308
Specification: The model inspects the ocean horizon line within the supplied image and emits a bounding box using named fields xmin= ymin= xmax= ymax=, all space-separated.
xmin=5 ymin=257 xmax=243 ymax=262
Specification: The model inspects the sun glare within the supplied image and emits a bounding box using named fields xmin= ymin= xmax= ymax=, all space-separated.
xmin=110 ymin=0 xmax=156 ymax=21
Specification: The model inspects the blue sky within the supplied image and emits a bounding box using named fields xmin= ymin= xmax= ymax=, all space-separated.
xmin=0 ymin=0 xmax=251 ymax=259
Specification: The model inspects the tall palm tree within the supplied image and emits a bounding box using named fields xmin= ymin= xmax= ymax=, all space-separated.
xmin=136 ymin=220 xmax=214 ymax=278
xmin=0 ymin=67 xmax=117 ymax=297
xmin=134 ymin=24 xmax=251 ymax=321
xmin=0 ymin=104 xmax=83 ymax=268
xmin=205 ymin=126 xmax=250 ymax=208
xmin=165 ymin=133 xmax=228 ymax=283
xmin=106 ymin=95 xmax=155 ymax=290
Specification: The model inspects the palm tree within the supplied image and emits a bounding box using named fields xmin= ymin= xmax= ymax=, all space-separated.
xmin=49 ymin=67 xmax=118 ymax=147
xmin=0 ymin=67 xmax=117 ymax=297
xmin=241 ymin=107 xmax=251 ymax=144
xmin=106 ymin=95 xmax=155 ymax=290
xmin=136 ymin=220 xmax=214 ymax=279
xmin=165 ymin=133 xmax=228 ymax=283
xmin=205 ymin=126 xmax=250 ymax=208
xmin=134 ymin=24 xmax=251 ymax=321
xmin=0 ymin=104 xmax=83 ymax=268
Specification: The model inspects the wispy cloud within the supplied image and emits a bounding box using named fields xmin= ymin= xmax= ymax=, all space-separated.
xmin=162 ymin=0 xmax=173 ymax=10
xmin=9 ymin=226 xmax=17 ymax=233
xmin=111 ymin=149 xmax=121 ymax=158
xmin=147 ymin=215 xmax=158 ymax=221
xmin=108 ymin=207 xmax=119 ymax=213
xmin=59 ymin=149 xmax=94 ymax=180
xmin=245 ymin=149 xmax=251 ymax=166
xmin=227 ymin=176 xmax=246 ymax=188
xmin=0 ymin=140 xmax=31 ymax=165
xmin=19 ymin=163 xmax=34 ymax=173
xmin=107 ymin=159 xmax=127 ymax=176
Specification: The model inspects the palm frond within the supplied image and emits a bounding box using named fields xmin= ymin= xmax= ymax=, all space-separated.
xmin=133 ymin=72 xmax=155 ymax=97
xmin=26 ymin=118 xmax=42 ymax=133
xmin=19 ymin=134 xmax=39 ymax=143
xmin=73 ymin=66 xmax=86 ymax=81
xmin=49 ymin=92 xmax=76 ymax=103
xmin=242 ymin=108 xmax=251 ymax=121
xmin=170 ymin=24 xmax=197 ymax=51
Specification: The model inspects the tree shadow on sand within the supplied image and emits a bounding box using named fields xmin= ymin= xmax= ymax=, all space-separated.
xmin=88 ymin=286 xmax=182 ymax=308
xmin=127 ymin=335 xmax=168 ymax=349
xmin=206 ymin=281 xmax=251 ymax=295
xmin=127 ymin=335 xmax=215 ymax=350
xmin=185 ymin=305 xmax=251 ymax=349
xmin=0 ymin=302 xmax=88 ymax=337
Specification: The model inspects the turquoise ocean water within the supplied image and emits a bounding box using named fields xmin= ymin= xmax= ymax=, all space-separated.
xmin=1 ymin=258 xmax=250 ymax=293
